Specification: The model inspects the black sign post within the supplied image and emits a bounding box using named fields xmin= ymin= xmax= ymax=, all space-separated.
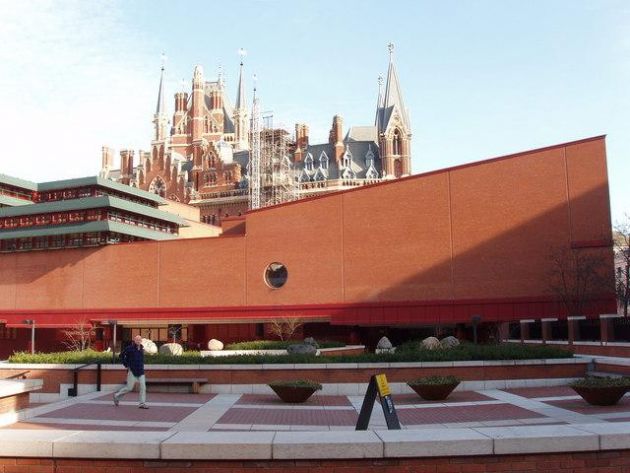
xmin=355 ymin=373 xmax=400 ymax=430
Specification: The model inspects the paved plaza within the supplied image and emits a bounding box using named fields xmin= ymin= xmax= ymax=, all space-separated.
xmin=5 ymin=386 xmax=630 ymax=432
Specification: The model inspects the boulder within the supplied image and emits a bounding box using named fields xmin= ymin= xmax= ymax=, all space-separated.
xmin=207 ymin=339 xmax=224 ymax=351
xmin=376 ymin=336 xmax=393 ymax=350
xmin=440 ymin=336 xmax=460 ymax=349
xmin=303 ymin=337 xmax=319 ymax=348
xmin=159 ymin=342 xmax=183 ymax=356
xmin=421 ymin=336 xmax=442 ymax=350
xmin=141 ymin=338 xmax=158 ymax=355
xmin=287 ymin=343 xmax=317 ymax=356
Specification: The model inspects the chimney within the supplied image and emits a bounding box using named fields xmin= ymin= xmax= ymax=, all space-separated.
xmin=101 ymin=146 xmax=114 ymax=170
xmin=294 ymin=123 xmax=309 ymax=162
xmin=330 ymin=115 xmax=344 ymax=163
xmin=120 ymin=149 xmax=135 ymax=185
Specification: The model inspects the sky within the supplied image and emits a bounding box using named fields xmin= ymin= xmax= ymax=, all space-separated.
xmin=0 ymin=0 xmax=628 ymax=222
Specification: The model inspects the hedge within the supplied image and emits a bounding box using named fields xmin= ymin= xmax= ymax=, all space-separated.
xmin=7 ymin=342 xmax=572 ymax=365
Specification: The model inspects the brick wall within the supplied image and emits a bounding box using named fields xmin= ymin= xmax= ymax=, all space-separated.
xmin=1 ymin=450 xmax=629 ymax=472
xmin=0 ymin=361 xmax=586 ymax=394
xmin=0 ymin=136 xmax=616 ymax=326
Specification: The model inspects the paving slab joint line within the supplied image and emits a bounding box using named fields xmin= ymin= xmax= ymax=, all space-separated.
xmin=481 ymin=388 xmax=598 ymax=424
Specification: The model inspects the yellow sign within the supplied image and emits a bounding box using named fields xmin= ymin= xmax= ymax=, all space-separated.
xmin=374 ymin=374 xmax=391 ymax=397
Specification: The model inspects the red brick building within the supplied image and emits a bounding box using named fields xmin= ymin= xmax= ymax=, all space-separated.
xmin=101 ymin=45 xmax=412 ymax=224
xmin=0 ymin=135 xmax=616 ymax=355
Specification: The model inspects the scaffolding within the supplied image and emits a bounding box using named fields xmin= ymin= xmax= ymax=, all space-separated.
xmin=249 ymin=82 xmax=261 ymax=210
xmin=260 ymin=112 xmax=298 ymax=207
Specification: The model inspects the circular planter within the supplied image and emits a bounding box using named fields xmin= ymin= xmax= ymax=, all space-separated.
xmin=269 ymin=385 xmax=319 ymax=403
xmin=571 ymin=385 xmax=629 ymax=406
xmin=408 ymin=382 xmax=460 ymax=401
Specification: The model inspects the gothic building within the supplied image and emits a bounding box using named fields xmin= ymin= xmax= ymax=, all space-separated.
xmin=100 ymin=45 xmax=411 ymax=224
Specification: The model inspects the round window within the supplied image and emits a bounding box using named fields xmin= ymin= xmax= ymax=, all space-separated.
xmin=264 ymin=262 xmax=288 ymax=289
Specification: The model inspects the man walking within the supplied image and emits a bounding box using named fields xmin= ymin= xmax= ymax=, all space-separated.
xmin=113 ymin=335 xmax=148 ymax=409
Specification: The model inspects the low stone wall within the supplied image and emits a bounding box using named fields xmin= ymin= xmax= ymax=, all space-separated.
xmin=0 ymin=423 xmax=629 ymax=471
xmin=0 ymin=359 xmax=587 ymax=401
xmin=0 ymin=379 xmax=42 ymax=414
xmin=509 ymin=339 xmax=630 ymax=358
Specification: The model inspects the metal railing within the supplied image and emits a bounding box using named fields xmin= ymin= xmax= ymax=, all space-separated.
xmin=68 ymin=362 xmax=102 ymax=397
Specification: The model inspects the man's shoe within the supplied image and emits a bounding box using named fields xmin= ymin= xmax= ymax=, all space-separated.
xmin=113 ymin=394 xmax=119 ymax=407
xmin=139 ymin=404 xmax=149 ymax=409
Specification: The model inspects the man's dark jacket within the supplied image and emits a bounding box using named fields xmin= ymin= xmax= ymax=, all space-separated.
xmin=120 ymin=344 xmax=145 ymax=377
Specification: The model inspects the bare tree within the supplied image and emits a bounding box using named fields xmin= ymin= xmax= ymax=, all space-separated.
xmin=614 ymin=215 xmax=630 ymax=316
xmin=61 ymin=321 xmax=95 ymax=351
xmin=268 ymin=317 xmax=303 ymax=341
xmin=549 ymin=246 xmax=614 ymax=317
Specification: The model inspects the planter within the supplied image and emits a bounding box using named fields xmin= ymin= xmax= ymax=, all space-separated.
xmin=407 ymin=376 xmax=460 ymax=401
xmin=571 ymin=385 xmax=629 ymax=406
xmin=268 ymin=380 xmax=322 ymax=403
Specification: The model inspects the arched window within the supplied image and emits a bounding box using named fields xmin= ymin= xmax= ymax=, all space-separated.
xmin=393 ymin=129 xmax=401 ymax=156
xmin=394 ymin=159 xmax=403 ymax=178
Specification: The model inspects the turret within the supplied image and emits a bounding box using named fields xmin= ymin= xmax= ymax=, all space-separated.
xmin=191 ymin=65 xmax=205 ymax=141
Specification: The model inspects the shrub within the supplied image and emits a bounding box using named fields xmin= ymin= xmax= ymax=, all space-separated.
xmin=8 ymin=342 xmax=572 ymax=365
xmin=408 ymin=375 xmax=460 ymax=385
xmin=570 ymin=376 xmax=630 ymax=388
xmin=225 ymin=340 xmax=344 ymax=350
xmin=268 ymin=380 xmax=322 ymax=390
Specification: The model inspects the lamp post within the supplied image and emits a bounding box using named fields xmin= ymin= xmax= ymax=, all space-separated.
xmin=108 ymin=320 xmax=118 ymax=363
xmin=23 ymin=320 xmax=35 ymax=354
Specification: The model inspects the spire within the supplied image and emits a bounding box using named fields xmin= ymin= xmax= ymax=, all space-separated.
xmin=153 ymin=53 xmax=168 ymax=142
xmin=156 ymin=53 xmax=166 ymax=115
xmin=235 ymin=48 xmax=247 ymax=110
xmin=378 ymin=43 xmax=410 ymax=134
xmin=375 ymin=74 xmax=384 ymax=127
xmin=233 ymin=49 xmax=250 ymax=151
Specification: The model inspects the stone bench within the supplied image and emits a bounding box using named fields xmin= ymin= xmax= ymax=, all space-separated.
xmin=0 ymin=379 xmax=42 ymax=414
xmin=145 ymin=377 xmax=207 ymax=394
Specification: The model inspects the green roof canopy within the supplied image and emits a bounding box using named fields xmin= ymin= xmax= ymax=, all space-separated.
xmin=0 ymin=174 xmax=165 ymax=205
xmin=0 ymin=195 xmax=34 ymax=207
xmin=0 ymin=220 xmax=178 ymax=241
xmin=0 ymin=196 xmax=188 ymax=226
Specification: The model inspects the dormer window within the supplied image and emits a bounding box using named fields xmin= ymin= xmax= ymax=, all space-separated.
xmin=319 ymin=152 xmax=329 ymax=170
xmin=343 ymin=150 xmax=352 ymax=169
xmin=305 ymin=154 xmax=314 ymax=172
xmin=365 ymin=145 xmax=375 ymax=167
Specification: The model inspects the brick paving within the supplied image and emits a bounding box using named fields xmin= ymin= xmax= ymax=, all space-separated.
xmin=503 ymin=386 xmax=577 ymax=398
xmin=38 ymin=402 xmax=196 ymax=422
xmin=397 ymin=402 xmax=544 ymax=425
xmin=394 ymin=390 xmax=494 ymax=405
xmin=236 ymin=394 xmax=351 ymax=406
xmin=4 ymin=387 xmax=630 ymax=432
xmin=545 ymin=396 xmax=630 ymax=415
xmin=93 ymin=392 xmax=216 ymax=403
xmin=217 ymin=407 xmax=358 ymax=426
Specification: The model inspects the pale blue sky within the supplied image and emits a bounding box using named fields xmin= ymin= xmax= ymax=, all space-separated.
xmin=0 ymin=0 xmax=628 ymax=221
